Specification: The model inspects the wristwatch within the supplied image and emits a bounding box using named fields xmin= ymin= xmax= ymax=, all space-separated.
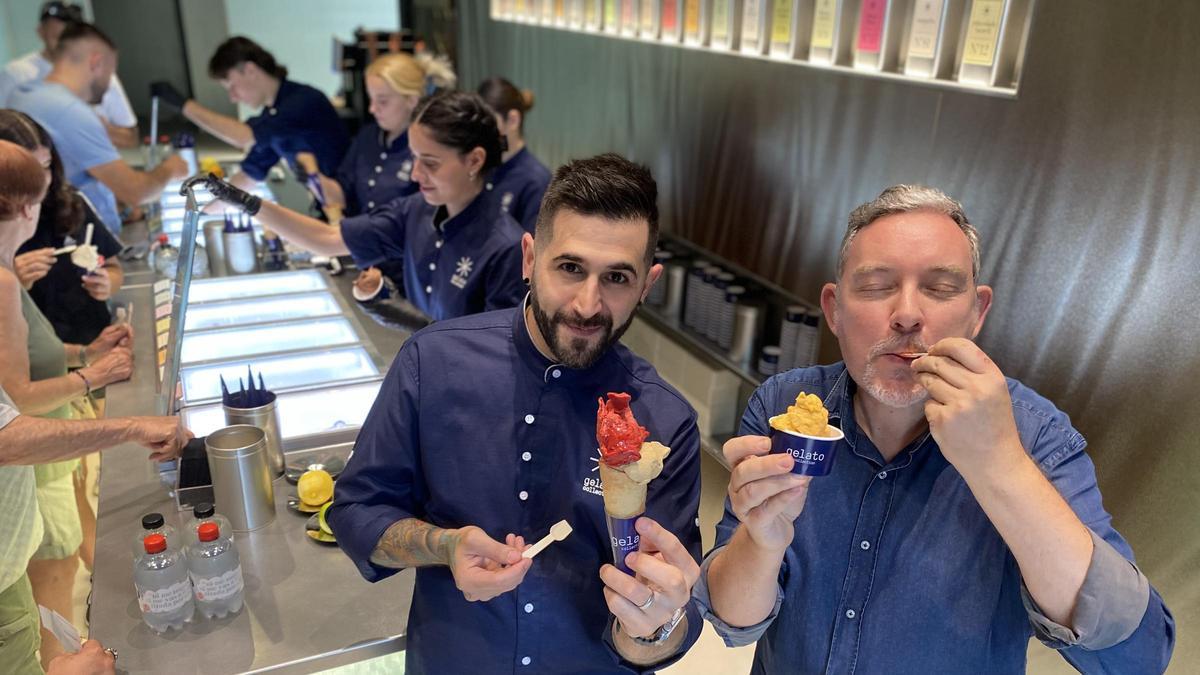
xmin=630 ymin=607 xmax=685 ymax=646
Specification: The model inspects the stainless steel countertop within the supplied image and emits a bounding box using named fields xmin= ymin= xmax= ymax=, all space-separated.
xmin=90 ymin=240 xmax=414 ymax=674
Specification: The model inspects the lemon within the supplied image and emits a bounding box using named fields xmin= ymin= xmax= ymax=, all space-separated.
xmin=297 ymin=469 xmax=334 ymax=506
xmin=318 ymin=501 xmax=333 ymax=535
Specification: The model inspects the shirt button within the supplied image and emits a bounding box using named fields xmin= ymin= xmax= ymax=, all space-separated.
xmin=368 ymin=179 xmax=376 ymax=187
xmin=380 ymin=152 xmax=387 ymax=160
xmin=429 ymin=262 xmax=436 ymax=271
xmin=846 ymin=609 xmax=856 ymax=619
xmin=551 ymin=369 xmax=561 ymax=378
xmin=435 ymin=240 xmax=443 ymax=249
xmin=860 ymin=541 xmax=870 ymax=550
xmin=425 ymin=285 xmax=432 ymax=294
xmin=521 ymin=657 xmax=531 ymax=666
xmin=521 ymin=451 xmax=531 ymax=461
xmin=374 ymin=165 xmax=383 ymax=173
xmin=518 ymin=491 xmax=529 ymax=501
xmin=524 ymin=414 xmax=535 ymax=424
xmin=367 ymin=201 xmax=375 ymax=208
xmin=524 ymin=602 xmax=534 ymax=613
xmin=877 ymin=471 xmax=888 ymax=480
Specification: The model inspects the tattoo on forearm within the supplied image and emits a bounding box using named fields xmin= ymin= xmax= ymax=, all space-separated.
xmin=369 ymin=518 xmax=457 ymax=569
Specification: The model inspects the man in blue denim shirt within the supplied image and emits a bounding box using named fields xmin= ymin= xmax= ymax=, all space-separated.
xmin=694 ymin=185 xmax=1175 ymax=673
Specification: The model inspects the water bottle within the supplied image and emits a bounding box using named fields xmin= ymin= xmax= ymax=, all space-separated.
xmin=184 ymin=503 xmax=233 ymax=547
xmin=152 ymin=234 xmax=179 ymax=277
xmin=132 ymin=512 xmax=178 ymax=561
xmin=133 ymin=534 xmax=195 ymax=633
xmin=186 ymin=521 xmax=245 ymax=619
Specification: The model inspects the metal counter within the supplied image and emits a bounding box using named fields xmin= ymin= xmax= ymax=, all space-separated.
xmin=90 ymin=249 xmax=414 ymax=674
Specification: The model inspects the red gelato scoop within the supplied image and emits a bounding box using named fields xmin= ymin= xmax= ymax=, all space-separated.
xmin=597 ymin=392 xmax=648 ymax=467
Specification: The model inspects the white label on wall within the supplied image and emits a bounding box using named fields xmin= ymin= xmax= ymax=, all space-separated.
xmin=907 ymin=0 xmax=946 ymax=59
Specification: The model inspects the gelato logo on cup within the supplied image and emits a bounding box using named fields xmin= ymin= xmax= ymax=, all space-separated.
xmin=769 ymin=425 xmax=844 ymax=476
xmin=606 ymin=514 xmax=640 ymax=575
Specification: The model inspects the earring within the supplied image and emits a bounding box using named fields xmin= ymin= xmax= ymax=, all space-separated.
xmin=469 ymin=171 xmax=476 ymax=180
xmin=522 ymin=277 xmax=530 ymax=286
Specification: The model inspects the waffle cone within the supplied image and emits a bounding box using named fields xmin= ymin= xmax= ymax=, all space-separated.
xmin=599 ymin=463 xmax=646 ymax=519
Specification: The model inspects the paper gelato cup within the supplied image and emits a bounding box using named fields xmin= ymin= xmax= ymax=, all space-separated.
xmin=768 ymin=424 xmax=844 ymax=476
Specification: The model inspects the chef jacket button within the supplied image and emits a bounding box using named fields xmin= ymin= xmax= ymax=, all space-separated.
xmin=524 ymin=414 xmax=535 ymax=424
xmin=522 ymin=452 xmax=531 ymax=461
xmin=518 ymin=491 xmax=529 ymax=501
xmin=425 ymin=285 xmax=432 ymax=294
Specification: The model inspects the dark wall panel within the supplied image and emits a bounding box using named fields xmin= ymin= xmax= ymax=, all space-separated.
xmin=460 ymin=2 xmax=1200 ymax=669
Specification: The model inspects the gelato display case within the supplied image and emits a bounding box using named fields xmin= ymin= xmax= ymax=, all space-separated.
xmin=180 ymin=316 xmax=359 ymax=364
xmin=180 ymin=380 xmax=383 ymax=444
xmin=185 ymin=268 xmax=329 ymax=303
xmin=183 ymin=291 xmax=342 ymax=330
xmin=179 ymin=346 xmax=379 ymax=403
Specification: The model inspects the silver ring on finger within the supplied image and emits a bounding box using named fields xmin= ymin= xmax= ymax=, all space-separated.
xmin=636 ymin=590 xmax=655 ymax=611
xmin=104 ymin=647 xmax=118 ymax=661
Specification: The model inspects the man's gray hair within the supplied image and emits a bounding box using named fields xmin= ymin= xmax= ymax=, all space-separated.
xmin=836 ymin=185 xmax=981 ymax=282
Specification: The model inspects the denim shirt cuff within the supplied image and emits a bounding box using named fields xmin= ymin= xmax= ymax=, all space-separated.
xmin=1022 ymin=529 xmax=1150 ymax=650
xmin=692 ymin=544 xmax=783 ymax=647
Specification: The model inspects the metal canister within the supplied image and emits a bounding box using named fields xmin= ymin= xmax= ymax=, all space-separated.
xmin=223 ymin=392 xmax=285 ymax=479
xmin=663 ymin=262 xmax=687 ymax=320
xmin=729 ymin=303 xmax=762 ymax=368
xmin=202 ymin=220 xmax=228 ymax=277
xmin=719 ymin=285 xmax=745 ymax=350
xmin=758 ymin=346 xmax=782 ymax=376
xmin=779 ymin=304 xmax=806 ymax=371
xmin=647 ymin=251 xmax=673 ymax=306
xmin=684 ymin=260 xmax=709 ymax=328
xmin=223 ymin=229 xmax=258 ymax=274
xmin=205 ymin=425 xmax=276 ymax=532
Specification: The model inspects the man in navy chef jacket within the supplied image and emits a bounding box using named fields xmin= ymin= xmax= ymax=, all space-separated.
xmin=327 ymin=154 xmax=704 ymax=674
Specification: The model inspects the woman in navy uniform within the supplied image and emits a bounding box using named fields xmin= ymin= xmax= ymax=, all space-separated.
xmin=201 ymin=90 xmax=525 ymax=327
xmin=477 ymin=77 xmax=552 ymax=234
xmin=150 ymin=36 xmax=349 ymax=192
xmin=315 ymin=53 xmax=450 ymax=220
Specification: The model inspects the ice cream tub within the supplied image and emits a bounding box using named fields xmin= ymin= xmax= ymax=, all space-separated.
xmin=768 ymin=424 xmax=844 ymax=476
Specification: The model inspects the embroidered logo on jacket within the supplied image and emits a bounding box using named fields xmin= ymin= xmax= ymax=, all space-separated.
xmin=500 ymin=191 xmax=515 ymax=212
xmin=450 ymin=256 xmax=473 ymax=289
xmin=398 ymin=159 xmax=412 ymax=182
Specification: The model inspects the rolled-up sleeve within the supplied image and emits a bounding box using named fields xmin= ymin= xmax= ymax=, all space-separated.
xmin=1023 ymin=529 xmax=1150 ymax=649
xmin=326 ymin=342 xmax=426 ymax=582
xmin=693 ymin=544 xmax=784 ymax=647
xmin=0 ymin=385 xmax=19 ymax=429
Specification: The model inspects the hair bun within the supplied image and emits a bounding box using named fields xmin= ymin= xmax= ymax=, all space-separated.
xmin=520 ymin=89 xmax=535 ymax=111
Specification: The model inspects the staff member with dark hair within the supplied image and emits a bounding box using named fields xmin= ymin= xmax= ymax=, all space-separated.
xmin=150 ymin=36 xmax=349 ymax=192
xmin=477 ymin=76 xmax=551 ymax=234
xmin=201 ymin=90 xmax=525 ymax=325
xmin=327 ymin=153 xmax=703 ymax=674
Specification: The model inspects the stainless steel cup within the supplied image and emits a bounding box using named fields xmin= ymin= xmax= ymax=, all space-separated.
xmin=202 ymin=220 xmax=228 ymax=277
xmin=729 ymin=303 xmax=762 ymax=368
xmin=223 ymin=392 xmax=285 ymax=479
xmin=223 ymin=230 xmax=257 ymax=274
xmin=664 ymin=262 xmax=687 ymax=319
xmin=205 ymin=425 xmax=276 ymax=532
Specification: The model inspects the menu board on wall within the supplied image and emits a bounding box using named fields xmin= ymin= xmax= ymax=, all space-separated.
xmin=769 ymin=0 xmax=794 ymax=56
xmin=709 ymin=0 xmax=739 ymax=50
xmin=541 ymin=0 xmax=556 ymax=24
xmin=682 ymin=0 xmax=705 ymax=45
xmin=641 ymin=0 xmax=661 ymax=38
xmin=662 ymin=0 xmax=683 ymax=42
xmin=567 ymin=0 xmax=585 ymax=28
xmin=856 ymin=0 xmax=886 ymax=54
xmin=603 ymin=0 xmax=620 ymax=32
xmin=809 ymin=0 xmax=841 ymax=63
xmin=907 ymin=0 xmax=944 ymax=59
xmin=852 ymin=0 xmax=896 ymax=70
xmin=961 ymin=0 xmax=1005 ymax=66
xmin=620 ymin=0 xmax=638 ymax=35
xmin=585 ymin=0 xmax=603 ymax=30
xmin=740 ymin=0 xmax=766 ymax=54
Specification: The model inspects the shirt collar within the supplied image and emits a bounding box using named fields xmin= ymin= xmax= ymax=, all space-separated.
xmin=431 ymin=188 xmax=491 ymax=237
xmin=511 ymin=294 xmax=616 ymax=385
xmin=266 ymin=78 xmax=292 ymax=113
xmin=376 ymin=126 xmax=409 ymax=153
xmin=489 ymin=147 xmax=527 ymax=186
xmin=827 ymin=365 xmax=930 ymax=471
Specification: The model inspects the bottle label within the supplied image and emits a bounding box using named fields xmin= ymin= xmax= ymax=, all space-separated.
xmin=190 ymin=567 xmax=244 ymax=602
xmin=139 ymin=579 xmax=192 ymax=614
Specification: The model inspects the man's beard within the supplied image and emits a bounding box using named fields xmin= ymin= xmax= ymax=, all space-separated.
xmin=528 ymin=281 xmax=636 ymax=370
xmin=859 ymin=334 xmax=930 ymax=408
xmin=88 ymin=80 xmax=106 ymax=105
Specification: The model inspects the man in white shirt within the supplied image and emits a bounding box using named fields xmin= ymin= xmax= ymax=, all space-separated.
xmin=0 ymin=2 xmax=139 ymax=149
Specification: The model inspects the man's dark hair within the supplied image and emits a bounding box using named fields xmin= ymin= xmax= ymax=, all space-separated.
xmin=410 ymin=90 xmax=505 ymax=173
xmin=534 ymin=153 xmax=659 ymax=268
xmin=208 ymin=36 xmax=287 ymax=80
xmin=53 ymin=21 xmax=115 ymax=58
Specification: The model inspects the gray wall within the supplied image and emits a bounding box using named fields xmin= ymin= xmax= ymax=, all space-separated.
xmin=459 ymin=2 xmax=1199 ymax=671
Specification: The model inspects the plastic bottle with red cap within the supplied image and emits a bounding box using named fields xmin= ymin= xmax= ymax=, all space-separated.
xmin=185 ymin=513 xmax=244 ymax=618
xmin=133 ymin=532 xmax=195 ymax=632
